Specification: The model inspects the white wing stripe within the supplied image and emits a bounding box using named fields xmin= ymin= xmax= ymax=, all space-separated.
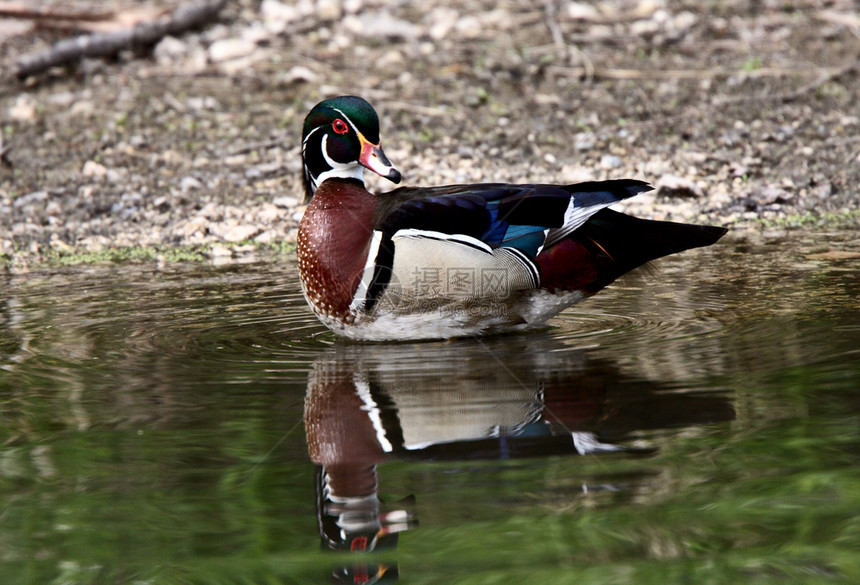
xmin=349 ymin=230 xmax=383 ymax=313
xmin=393 ymin=228 xmax=493 ymax=254
xmin=545 ymin=199 xmax=615 ymax=247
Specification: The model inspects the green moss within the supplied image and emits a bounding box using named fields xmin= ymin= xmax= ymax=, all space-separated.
xmin=41 ymin=245 xmax=209 ymax=266
xmin=751 ymin=209 xmax=860 ymax=229
xmin=1 ymin=239 xmax=298 ymax=268
xmin=742 ymin=56 xmax=764 ymax=71
xmin=417 ymin=128 xmax=435 ymax=143
xmin=258 ymin=240 xmax=296 ymax=255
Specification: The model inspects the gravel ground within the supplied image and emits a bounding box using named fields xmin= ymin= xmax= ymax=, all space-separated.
xmin=1 ymin=0 xmax=858 ymax=268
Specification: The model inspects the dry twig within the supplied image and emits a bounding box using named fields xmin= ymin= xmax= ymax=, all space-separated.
xmin=13 ymin=0 xmax=227 ymax=80
xmin=711 ymin=59 xmax=860 ymax=106
xmin=0 ymin=1 xmax=114 ymax=21
xmin=548 ymin=64 xmax=824 ymax=82
xmin=0 ymin=134 xmax=12 ymax=168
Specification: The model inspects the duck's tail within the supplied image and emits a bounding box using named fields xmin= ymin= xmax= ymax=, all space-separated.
xmin=536 ymin=209 xmax=728 ymax=293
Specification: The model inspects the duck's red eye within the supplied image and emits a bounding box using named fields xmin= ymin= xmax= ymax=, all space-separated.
xmin=332 ymin=119 xmax=349 ymax=135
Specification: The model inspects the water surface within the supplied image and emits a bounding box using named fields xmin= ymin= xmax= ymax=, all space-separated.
xmin=1 ymin=228 xmax=858 ymax=584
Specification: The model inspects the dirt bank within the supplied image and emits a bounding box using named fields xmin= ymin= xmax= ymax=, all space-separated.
xmin=1 ymin=0 xmax=858 ymax=267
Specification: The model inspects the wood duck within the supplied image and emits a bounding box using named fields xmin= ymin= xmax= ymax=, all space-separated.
xmin=297 ymin=96 xmax=727 ymax=341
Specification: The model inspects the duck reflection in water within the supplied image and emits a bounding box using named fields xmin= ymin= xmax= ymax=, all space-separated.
xmin=304 ymin=335 xmax=734 ymax=578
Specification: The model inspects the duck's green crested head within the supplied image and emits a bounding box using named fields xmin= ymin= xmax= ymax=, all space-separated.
xmin=301 ymin=96 xmax=401 ymax=200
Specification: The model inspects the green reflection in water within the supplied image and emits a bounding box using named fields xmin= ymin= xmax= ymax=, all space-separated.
xmin=0 ymin=230 xmax=858 ymax=584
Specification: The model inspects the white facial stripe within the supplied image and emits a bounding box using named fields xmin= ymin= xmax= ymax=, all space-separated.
xmin=314 ymin=133 xmax=365 ymax=187
xmin=304 ymin=110 xmax=374 ymax=193
xmin=303 ymin=126 xmax=323 ymax=190
xmin=315 ymin=166 xmax=365 ymax=187
xmin=302 ymin=124 xmax=321 ymax=148
xmin=332 ymin=106 xmax=380 ymax=152
xmin=331 ymin=107 xmax=358 ymax=134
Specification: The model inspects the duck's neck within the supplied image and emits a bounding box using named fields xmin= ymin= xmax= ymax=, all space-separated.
xmin=297 ymin=179 xmax=379 ymax=318
xmin=303 ymin=162 xmax=366 ymax=202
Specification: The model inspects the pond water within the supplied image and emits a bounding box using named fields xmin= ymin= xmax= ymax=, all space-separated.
xmin=1 ymin=228 xmax=859 ymax=585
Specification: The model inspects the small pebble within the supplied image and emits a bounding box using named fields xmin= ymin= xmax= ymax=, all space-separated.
xmin=8 ymin=95 xmax=37 ymax=122
xmin=81 ymin=160 xmax=108 ymax=179
xmin=273 ymin=196 xmax=300 ymax=208
xmin=573 ymin=132 xmax=595 ymax=151
xmin=600 ymin=155 xmax=623 ymax=169
xmin=566 ymin=2 xmax=600 ymax=20
xmin=180 ymin=176 xmax=204 ymax=192
xmin=208 ymin=38 xmax=257 ymax=63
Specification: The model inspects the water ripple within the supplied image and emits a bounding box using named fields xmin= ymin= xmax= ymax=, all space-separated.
xmin=1 ymin=261 xmax=332 ymax=376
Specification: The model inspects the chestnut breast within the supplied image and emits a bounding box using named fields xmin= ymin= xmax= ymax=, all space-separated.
xmin=297 ymin=180 xmax=378 ymax=319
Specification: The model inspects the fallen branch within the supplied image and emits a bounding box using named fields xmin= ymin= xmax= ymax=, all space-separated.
xmin=0 ymin=1 xmax=114 ymax=21
xmin=711 ymin=58 xmax=860 ymax=106
xmin=547 ymin=64 xmax=823 ymax=81
xmin=13 ymin=0 xmax=227 ymax=80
